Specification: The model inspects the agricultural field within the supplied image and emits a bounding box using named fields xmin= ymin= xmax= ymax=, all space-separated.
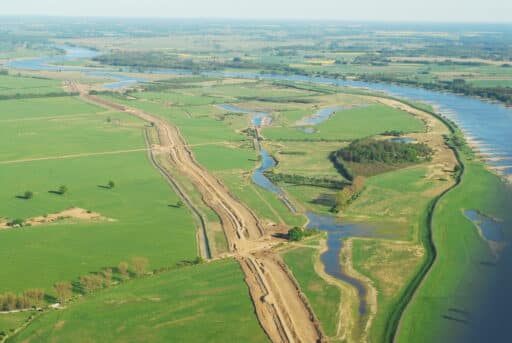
xmin=0 ymin=95 xmax=198 ymax=294
xmin=262 ymin=104 xmax=425 ymax=141
xmin=1 ymin=17 xmax=512 ymax=343
xmin=0 ymin=74 xmax=64 ymax=97
xmin=9 ymin=260 xmax=270 ymax=343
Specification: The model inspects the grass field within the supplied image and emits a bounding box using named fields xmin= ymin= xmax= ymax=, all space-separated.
xmin=0 ymin=96 xmax=103 ymax=120
xmin=0 ymin=312 xmax=32 ymax=338
xmin=397 ymin=158 xmax=512 ymax=343
xmin=263 ymin=104 xmax=425 ymax=141
xmin=0 ymin=96 xmax=197 ymax=294
xmin=283 ymin=244 xmax=342 ymax=337
xmin=193 ymin=144 xmax=257 ymax=171
xmin=8 ymin=260 xmax=270 ymax=343
xmin=0 ymin=111 xmax=145 ymax=161
xmin=0 ymin=74 xmax=63 ymax=96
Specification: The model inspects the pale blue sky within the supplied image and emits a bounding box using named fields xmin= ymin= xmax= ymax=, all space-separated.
xmin=2 ymin=0 xmax=512 ymax=22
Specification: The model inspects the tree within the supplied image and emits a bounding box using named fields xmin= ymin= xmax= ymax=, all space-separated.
xmin=79 ymin=274 xmax=103 ymax=294
xmin=288 ymin=227 xmax=304 ymax=242
xmin=334 ymin=188 xmax=352 ymax=211
xmin=23 ymin=289 xmax=44 ymax=307
xmin=108 ymin=180 xmax=115 ymax=189
xmin=24 ymin=191 xmax=34 ymax=199
xmin=0 ymin=292 xmax=17 ymax=311
xmin=176 ymin=200 xmax=184 ymax=208
xmin=118 ymin=262 xmax=129 ymax=279
xmin=58 ymin=185 xmax=68 ymax=195
xmin=131 ymin=257 xmax=149 ymax=277
xmin=54 ymin=282 xmax=73 ymax=303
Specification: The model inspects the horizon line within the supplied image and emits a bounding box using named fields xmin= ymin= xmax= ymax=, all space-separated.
xmin=0 ymin=14 xmax=511 ymax=25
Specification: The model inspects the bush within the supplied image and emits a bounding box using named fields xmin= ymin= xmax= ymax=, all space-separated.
xmin=8 ymin=218 xmax=24 ymax=227
xmin=58 ymin=185 xmax=68 ymax=195
xmin=287 ymin=227 xmax=319 ymax=242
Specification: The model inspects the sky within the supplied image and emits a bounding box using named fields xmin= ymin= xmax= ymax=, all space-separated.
xmin=2 ymin=0 xmax=512 ymax=22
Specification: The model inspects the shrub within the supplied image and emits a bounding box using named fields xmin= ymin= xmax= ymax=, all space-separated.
xmin=58 ymin=185 xmax=68 ymax=195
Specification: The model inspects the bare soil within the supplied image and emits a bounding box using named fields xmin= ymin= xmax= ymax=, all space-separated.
xmin=0 ymin=207 xmax=111 ymax=229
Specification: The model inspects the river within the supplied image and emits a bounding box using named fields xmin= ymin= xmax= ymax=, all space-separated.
xmin=8 ymin=46 xmax=512 ymax=177
xmin=8 ymin=46 xmax=512 ymax=340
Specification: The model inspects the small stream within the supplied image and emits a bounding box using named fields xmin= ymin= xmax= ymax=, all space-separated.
xmin=218 ymin=103 xmax=373 ymax=315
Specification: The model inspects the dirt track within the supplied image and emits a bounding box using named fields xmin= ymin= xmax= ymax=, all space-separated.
xmin=74 ymin=83 xmax=322 ymax=343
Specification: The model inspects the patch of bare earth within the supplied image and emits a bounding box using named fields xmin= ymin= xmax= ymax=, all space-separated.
xmin=0 ymin=207 xmax=113 ymax=229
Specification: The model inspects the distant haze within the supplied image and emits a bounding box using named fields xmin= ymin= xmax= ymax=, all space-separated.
xmin=2 ymin=0 xmax=512 ymax=22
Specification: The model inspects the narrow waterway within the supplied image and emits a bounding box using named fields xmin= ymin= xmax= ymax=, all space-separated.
xmin=218 ymin=103 xmax=374 ymax=315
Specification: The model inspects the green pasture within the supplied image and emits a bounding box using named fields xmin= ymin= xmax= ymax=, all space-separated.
xmin=0 ymin=96 xmax=197 ymax=293
xmin=8 ymin=260 xmax=269 ymax=343
xmin=263 ymin=104 xmax=425 ymax=141
xmin=0 ymin=96 xmax=103 ymax=120
xmin=0 ymin=112 xmax=145 ymax=161
xmin=0 ymin=74 xmax=63 ymax=96
xmin=283 ymin=244 xmax=342 ymax=337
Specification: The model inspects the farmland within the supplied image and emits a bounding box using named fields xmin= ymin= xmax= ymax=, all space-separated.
xmin=0 ymin=95 xmax=197 ymax=293
xmin=9 ymin=260 xmax=269 ymax=343
xmin=1 ymin=18 xmax=511 ymax=343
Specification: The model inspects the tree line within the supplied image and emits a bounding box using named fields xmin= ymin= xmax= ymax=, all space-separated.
xmin=263 ymin=171 xmax=349 ymax=189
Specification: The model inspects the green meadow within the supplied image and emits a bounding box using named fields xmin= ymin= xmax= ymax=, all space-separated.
xmin=9 ymin=260 xmax=270 ymax=343
xmin=263 ymin=104 xmax=425 ymax=141
xmin=283 ymin=244 xmax=342 ymax=337
xmin=0 ymin=74 xmax=63 ymax=96
xmin=0 ymin=96 xmax=103 ymax=120
xmin=0 ymin=96 xmax=197 ymax=294
xmin=397 ymin=158 xmax=512 ymax=343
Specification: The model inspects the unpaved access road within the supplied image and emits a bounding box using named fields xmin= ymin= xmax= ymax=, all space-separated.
xmin=76 ymin=86 xmax=322 ymax=343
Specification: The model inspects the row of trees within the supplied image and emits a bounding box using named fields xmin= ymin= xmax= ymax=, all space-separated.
xmin=0 ymin=257 xmax=150 ymax=312
xmin=54 ymin=257 xmax=149 ymax=303
xmin=263 ymin=171 xmax=349 ymax=189
xmin=0 ymin=289 xmax=44 ymax=312
xmin=332 ymin=176 xmax=366 ymax=213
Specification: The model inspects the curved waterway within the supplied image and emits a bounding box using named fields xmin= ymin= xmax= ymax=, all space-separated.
xmin=10 ymin=47 xmax=512 ymax=327
xmin=7 ymin=45 xmax=148 ymax=90
xmin=218 ymin=103 xmax=374 ymax=315
xmin=9 ymin=46 xmax=512 ymax=172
